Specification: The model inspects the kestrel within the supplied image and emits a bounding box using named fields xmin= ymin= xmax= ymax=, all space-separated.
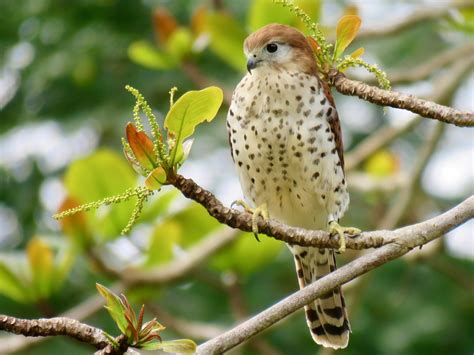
xmin=227 ymin=24 xmax=355 ymax=349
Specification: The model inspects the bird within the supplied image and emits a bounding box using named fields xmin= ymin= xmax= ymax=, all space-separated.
xmin=226 ymin=23 xmax=359 ymax=349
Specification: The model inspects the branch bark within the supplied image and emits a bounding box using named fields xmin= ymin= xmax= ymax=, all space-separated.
xmin=196 ymin=196 xmax=474 ymax=354
xmin=328 ymin=69 xmax=474 ymax=127
xmin=345 ymin=55 xmax=474 ymax=170
xmin=0 ymin=315 xmax=108 ymax=350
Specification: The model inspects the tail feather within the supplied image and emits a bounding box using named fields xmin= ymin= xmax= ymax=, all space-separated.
xmin=291 ymin=246 xmax=350 ymax=349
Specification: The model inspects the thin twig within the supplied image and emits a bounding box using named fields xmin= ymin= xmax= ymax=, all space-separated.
xmin=357 ymin=1 xmax=473 ymax=40
xmin=195 ymin=196 xmax=474 ymax=353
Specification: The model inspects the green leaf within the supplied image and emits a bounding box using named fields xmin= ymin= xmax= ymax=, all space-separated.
xmin=145 ymin=166 xmax=167 ymax=190
xmin=0 ymin=261 xmax=30 ymax=303
xmin=139 ymin=189 xmax=179 ymax=223
xmin=293 ymin=0 xmax=322 ymax=32
xmin=57 ymin=197 xmax=93 ymax=249
xmin=164 ymin=86 xmax=223 ymax=166
xmin=128 ymin=40 xmax=175 ymax=70
xmin=248 ymin=0 xmax=293 ymax=32
xmin=211 ymin=232 xmax=283 ymax=275
xmin=146 ymin=220 xmax=182 ymax=266
xmin=152 ymin=339 xmax=197 ymax=353
xmin=96 ymin=283 xmax=129 ymax=335
xmin=165 ymin=27 xmax=193 ymax=61
xmin=350 ymin=47 xmax=365 ymax=59
xmin=64 ymin=149 xmax=137 ymax=240
xmin=206 ymin=13 xmax=247 ymax=71
xmin=169 ymin=203 xmax=222 ymax=247
xmin=174 ymin=138 xmax=194 ymax=167
xmin=334 ymin=15 xmax=362 ymax=59
xmin=27 ymin=238 xmax=54 ymax=299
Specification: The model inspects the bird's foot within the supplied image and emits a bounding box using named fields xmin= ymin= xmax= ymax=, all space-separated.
xmin=231 ymin=200 xmax=269 ymax=241
xmin=328 ymin=221 xmax=361 ymax=253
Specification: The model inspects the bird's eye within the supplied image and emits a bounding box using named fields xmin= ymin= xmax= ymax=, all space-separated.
xmin=266 ymin=43 xmax=278 ymax=53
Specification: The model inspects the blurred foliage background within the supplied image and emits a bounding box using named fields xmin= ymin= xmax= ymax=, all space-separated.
xmin=0 ymin=0 xmax=473 ymax=354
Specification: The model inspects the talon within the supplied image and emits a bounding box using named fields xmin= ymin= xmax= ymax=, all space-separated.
xmin=232 ymin=200 xmax=269 ymax=242
xmin=329 ymin=221 xmax=361 ymax=253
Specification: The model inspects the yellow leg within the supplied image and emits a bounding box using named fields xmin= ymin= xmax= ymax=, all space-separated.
xmin=231 ymin=200 xmax=269 ymax=241
xmin=328 ymin=221 xmax=361 ymax=253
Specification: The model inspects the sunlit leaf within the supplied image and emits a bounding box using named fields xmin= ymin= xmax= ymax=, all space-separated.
xmin=126 ymin=123 xmax=156 ymax=171
xmin=206 ymin=13 xmax=247 ymax=71
xmin=164 ymin=86 xmax=223 ymax=166
xmin=174 ymin=138 xmax=194 ymax=166
xmin=146 ymin=220 xmax=181 ymax=266
xmin=139 ymin=189 xmax=178 ymax=223
xmin=191 ymin=6 xmax=207 ymax=34
xmin=57 ymin=197 xmax=92 ymax=249
xmin=350 ymin=47 xmax=365 ymax=59
xmin=152 ymin=8 xmax=178 ymax=45
xmin=128 ymin=41 xmax=175 ymax=70
xmin=165 ymin=28 xmax=193 ymax=61
xmin=145 ymin=166 xmax=167 ymax=190
xmin=64 ymin=149 xmax=136 ymax=239
xmin=27 ymin=238 xmax=54 ymax=299
xmin=248 ymin=0 xmax=293 ymax=32
xmin=364 ymin=150 xmax=399 ymax=177
xmin=0 ymin=262 xmax=30 ymax=303
xmin=150 ymin=339 xmax=197 ymax=353
xmin=170 ymin=203 xmax=221 ymax=246
xmin=53 ymin=246 xmax=75 ymax=292
xmin=96 ymin=283 xmax=129 ymax=335
xmin=294 ymin=0 xmax=321 ymax=31
xmin=334 ymin=15 xmax=362 ymax=59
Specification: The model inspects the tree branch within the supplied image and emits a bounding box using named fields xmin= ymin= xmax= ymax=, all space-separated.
xmin=0 ymin=315 xmax=108 ymax=350
xmin=196 ymin=196 xmax=474 ymax=354
xmin=168 ymin=173 xmax=387 ymax=249
xmin=345 ymin=55 xmax=474 ymax=170
xmin=328 ymin=69 xmax=474 ymax=127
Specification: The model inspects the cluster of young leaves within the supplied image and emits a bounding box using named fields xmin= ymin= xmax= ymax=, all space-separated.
xmin=275 ymin=0 xmax=390 ymax=90
xmin=0 ymin=238 xmax=74 ymax=304
xmin=54 ymin=86 xmax=223 ymax=234
xmin=96 ymin=284 xmax=196 ymax=353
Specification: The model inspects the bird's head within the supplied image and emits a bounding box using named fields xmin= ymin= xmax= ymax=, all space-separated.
xmin=243 ymin=23 xmax=317 ymax=75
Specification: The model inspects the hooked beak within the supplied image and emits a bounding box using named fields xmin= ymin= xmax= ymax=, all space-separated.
xmin=246 ymin=57 xmax=259 ymax=74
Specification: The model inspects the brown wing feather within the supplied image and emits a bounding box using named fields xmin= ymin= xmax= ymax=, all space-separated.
xmin=319 ymin=78 xmax=345 ymax=172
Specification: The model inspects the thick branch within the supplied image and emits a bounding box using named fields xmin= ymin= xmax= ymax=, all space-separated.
xmin=328 ymin=70 xmax=474 ymax=127
xmin=196 ymin=196 xmax=474 ymax=354
xmin=0 ymin=315 xmax=108 ymax=350
xmin=168 ymin=174 xmax=474 ymax=250
xmin=0 ymin=284 xmax=124 ymax=354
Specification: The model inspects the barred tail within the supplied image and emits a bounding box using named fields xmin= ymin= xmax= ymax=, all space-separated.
xmin=292 ymin=246 xmax=351 ymax=349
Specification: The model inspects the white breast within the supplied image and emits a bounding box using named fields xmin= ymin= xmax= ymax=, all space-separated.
xmin=227 ymin=70 xmax=348 ymax=230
